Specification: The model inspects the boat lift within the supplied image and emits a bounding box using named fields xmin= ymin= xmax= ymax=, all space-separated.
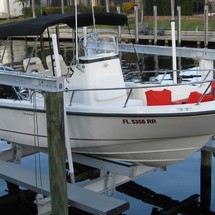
xmin=0 ymin=67 xmax=157 ymax=215
xmin=0 ymin=40 xmax=215 ymax=214
xmin=0 ymin=144 xmax=156 ymax=215
xmin=0 ymin=34 xmax=156 ymax=215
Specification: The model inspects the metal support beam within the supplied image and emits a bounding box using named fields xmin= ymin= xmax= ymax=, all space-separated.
xmin=72 ymin=153 xmax=155 ymax=178
xmin=118 ymin=43 xmax=215 ymax=60
xmin=0 ymin=71 xmax=64 ymax=92
xmin=0 ymin=144 xmax=39 ymax=161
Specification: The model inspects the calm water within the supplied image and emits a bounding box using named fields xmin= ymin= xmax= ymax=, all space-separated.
xmin=0 ymin=40 xmax=214 ymax=214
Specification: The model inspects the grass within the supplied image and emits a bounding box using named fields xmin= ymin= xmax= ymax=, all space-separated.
xmin=128 ymin=17 xmax=215 ymax=32
xmin=0 ymin=17 xmax=31 ymax=24
xmin=1 ymin=16 xmax=215 ymax=32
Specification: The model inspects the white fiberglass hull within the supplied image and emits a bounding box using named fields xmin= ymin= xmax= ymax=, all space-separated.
xmin=73 ymin=135 xmax=209 ymax=167
xmin=0 ymin=99 xmax=214 ymax=167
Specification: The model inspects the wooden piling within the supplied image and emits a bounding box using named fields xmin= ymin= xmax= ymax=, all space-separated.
xmin=134 ymin=5 xmax=139 ymax=44
xmin=200 ymin=150 xmax=212 ymax=213
xmin=153 ymin=6 xmax=157 ymax=45
xmin=117 ymin=6 xmax=122 ymax=43
xmin=46 ymin=91 xmax=69 ymax=215
xmin=204 ymin=4 xmax=209 ymax=48
xmin=177 ymin=6 xmax=181 ymax=46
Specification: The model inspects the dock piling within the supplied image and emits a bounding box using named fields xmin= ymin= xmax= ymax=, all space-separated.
xmin=134 ymin=5 xmax=139 ymax=44
xmin=204 ymin=4 xmax=209 ymax=47
xmin=200 ymin=150 xmax=212 ymax=213
xmin=46 ymin=91 xmax=69 ymax=215
xmin=153 ymin=6 xmax=158 ymax=45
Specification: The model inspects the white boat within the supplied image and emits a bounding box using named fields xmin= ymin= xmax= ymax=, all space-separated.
xmin=0 ymin=13 xmax=215 ymax=167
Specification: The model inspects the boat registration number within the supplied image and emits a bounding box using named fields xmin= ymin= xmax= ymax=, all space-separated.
xmin=122 ymin=119 xmax=157 ymax=124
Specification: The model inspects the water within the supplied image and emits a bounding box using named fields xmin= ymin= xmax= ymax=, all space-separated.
xmin=0 ymin=40 xmax=214 ymax=214
xmin=117 ymin=152 xmax=215 ymax=214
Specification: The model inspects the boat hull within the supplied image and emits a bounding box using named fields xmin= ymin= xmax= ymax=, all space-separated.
xmin=0 ymin=102 xmax=214 ymax=167
xmin=72 ymin=135 xmax=209 ymax=167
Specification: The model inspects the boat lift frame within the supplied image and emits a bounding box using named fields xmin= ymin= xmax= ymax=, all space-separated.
xmin=0 ymin=41 xmax=215 ymax=214
xmin=0 ymin=143 xmax=156 ymax=215
xmin=0 ymin=66 xmax=156 ymax=215
xmin=0 ymin=34 xmax=139 ymax=214
xmin=118 ymin=43 xmax=215 ymax=61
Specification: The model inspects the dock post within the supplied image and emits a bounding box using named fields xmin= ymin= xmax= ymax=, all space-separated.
xmin=200 ymin=150 xmax=212 ymax=213
xmin=117 ymin=6 xmax=122 ymax=42
xmin=134 ymin=5 xmax=139 ymax=44
xmin=46 ymin=91 xmax=69 ymax=215
xmin=199 ymin=59 xmax=214 ymax=81
xmin=177 ymin=6 xmax=181 ymax=46
xmin=105 ymin=0 xmax=110 ymax=13
xmin=204 ymin=3 xmax=209 ymax=47
xmin=153 ymin=6 xmax=157 ymax=45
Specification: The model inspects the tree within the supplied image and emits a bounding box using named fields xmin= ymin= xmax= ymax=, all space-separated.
xmin=193 ymin=0 xmax=205 ymax=14
xmin=31 ymin=0 xmax=35 ymax=18
xmin=144 ymin=0 xmax=193 ymax=16
xmin=51 ymin=0 xmax=60 ymax=6
xmin=14 ymin=0 xmax=29 ymax=8
xmin=179 ymin=0 xmax=193 ymax=15
xmin=35 ymin=0 xmax=41 ymax=6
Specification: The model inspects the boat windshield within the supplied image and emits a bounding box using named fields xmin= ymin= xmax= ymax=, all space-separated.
xmin=79 ymin=31 xmax=118 ymax=57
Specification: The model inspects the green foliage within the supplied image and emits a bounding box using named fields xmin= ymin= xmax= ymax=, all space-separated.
xmin=157 ymin=0 xmax=171 ymax=16
xmin=92 ymin=6 xmax=106 ymax=12
xmin=144 ymin=0 xmax=193 ymax=16
xmin=122 ymin=2 xmax=135 ymax=14
xmin=14 ymin=0 xmax=28 ymax=7
xmin=144 ymin=0 xmax=153 ymax=16
xmin=193 ymin=0 xmax=205 ymax=14
xmin=22 ymin=7 xmax=32 ymax=17
xmin=35 ymin=0 xmax=41 ymax=6
xmin=51 ymin=0 xmax=61 ymax=7
xmin=22 ymin=5 xmax=118 ymax=18
xmin=44 ymin=7 xmax=63 ymax=15
xmin=179 ymin=0 xmax=193 ymax=15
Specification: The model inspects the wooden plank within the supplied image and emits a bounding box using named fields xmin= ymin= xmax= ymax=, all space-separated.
xmin=0 ymin=160 xmax=129 ymax=215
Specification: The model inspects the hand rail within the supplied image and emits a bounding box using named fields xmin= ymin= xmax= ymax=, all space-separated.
xmin=66 ymin=78 xmax=215 ymax=107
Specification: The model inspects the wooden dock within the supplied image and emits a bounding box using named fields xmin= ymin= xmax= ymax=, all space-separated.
xmin=125 ymin=31 xmax=215 ymax=46
xmin=37 ymin=27 xmax=215 ymax=47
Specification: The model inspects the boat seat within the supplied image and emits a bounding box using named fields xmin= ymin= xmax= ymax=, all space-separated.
xmin=46 ymin=54 xmax=68 ymax=76
xmin=145 ymin=89 xmax=172 ymax=106
xmin=23 ymin=57 xmax=45 ymax=73
xmin=186 ymin=91 xmax=213 ymax=103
